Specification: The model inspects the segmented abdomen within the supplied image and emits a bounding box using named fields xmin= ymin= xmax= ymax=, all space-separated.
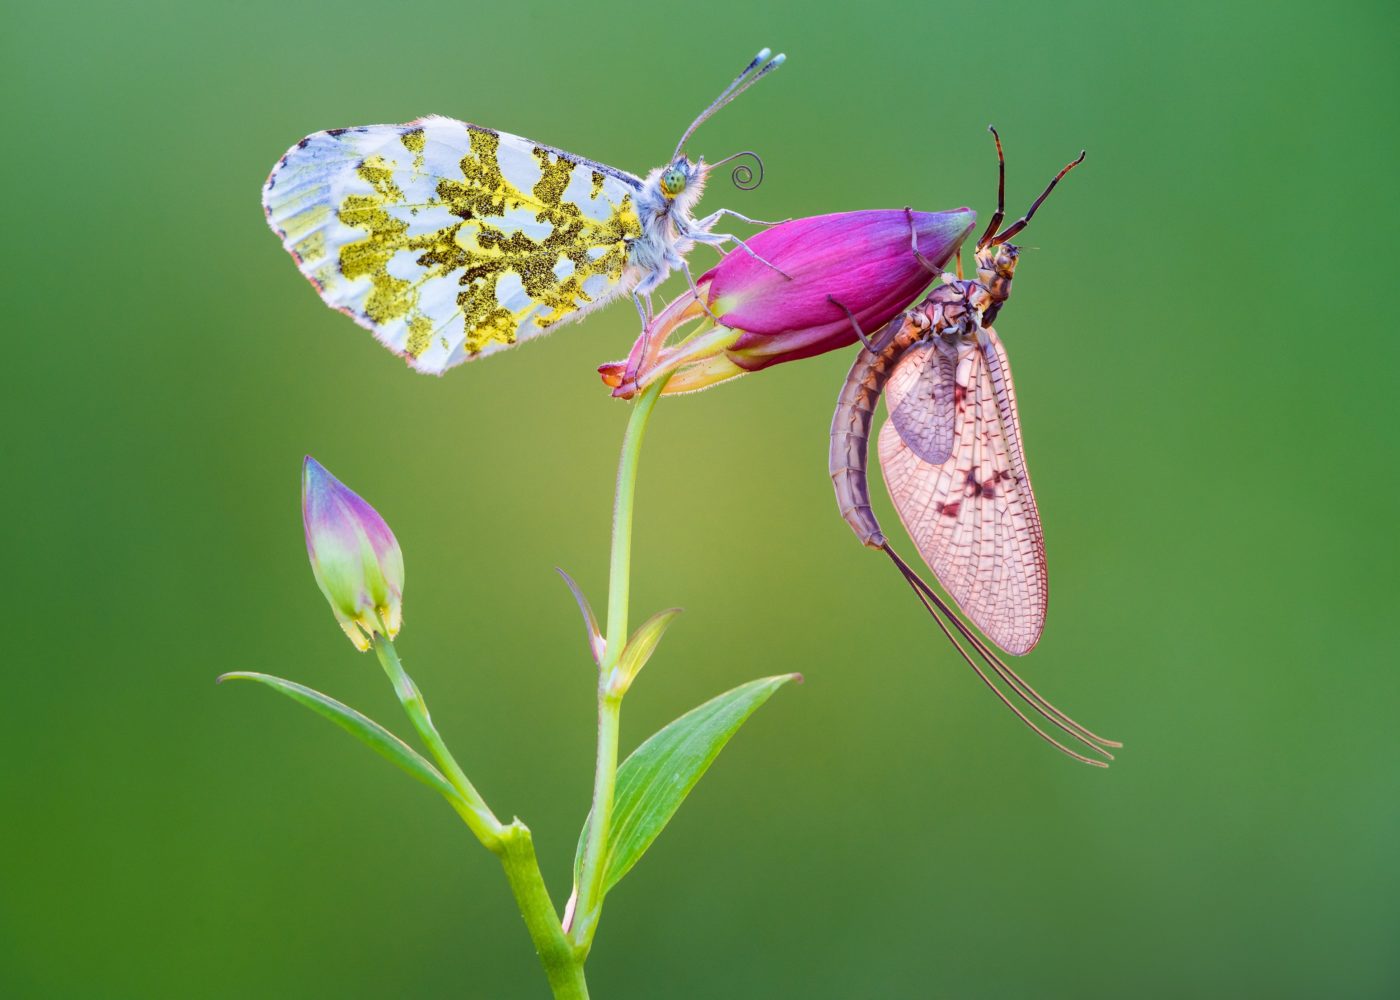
xmin=829 ymin=317 xmax=924 ymax=547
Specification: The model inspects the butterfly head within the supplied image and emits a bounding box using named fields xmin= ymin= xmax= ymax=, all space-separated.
xmin=660 ymin=159 xmax=695 ymax=200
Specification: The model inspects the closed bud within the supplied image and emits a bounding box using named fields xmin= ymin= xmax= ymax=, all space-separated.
xmin=301 ymin=456 xmax=404 ymax=651
xmin=601 ymin=208 xmax=975 ymax=396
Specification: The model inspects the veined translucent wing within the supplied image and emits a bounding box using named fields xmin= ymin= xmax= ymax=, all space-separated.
xmin=886 ymin=340 xmax=956 ymax=464
xmin=263 ymin=116 xmax=645 ymax=374
xmin=878 ymin=326 xmax=1047 ymax=655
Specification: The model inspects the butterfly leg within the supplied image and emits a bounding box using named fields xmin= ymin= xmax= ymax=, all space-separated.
xmin=632 ymin=292 xmax=653 ymax=328
xmin=623 ymin=292 xmax=661 ymax=384
xmin=680 ymin=259 xmax=724 ymax=323
xmin=692 ymin=230 xmax=793 ymax=280
xmin=827 ymin=295 xmax=876 ymax=352
xmin=694 ymin=207 xmax=790 ymax=229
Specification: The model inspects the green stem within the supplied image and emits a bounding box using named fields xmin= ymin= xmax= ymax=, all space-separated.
xmin=570 ymin=375 xmax=670 ymax=954
xmin=375 ymin=636 xmax=589 ymax=997
xmin=498 ymin=821 xmax=591 ymax=1000
xmin=373 ymin=635 xmax=504 ymax=850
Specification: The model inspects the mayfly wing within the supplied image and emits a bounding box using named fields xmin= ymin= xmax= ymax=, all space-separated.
xmin=263 ymin=116 xmax=645 ymax=374
xmin=877 ymin=325 xmax=1047 ymax=655
xmin=885 ymin=340 xmax=956 ymax=465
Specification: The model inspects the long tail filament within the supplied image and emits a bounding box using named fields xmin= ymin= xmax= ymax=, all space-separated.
xmin=880 ymin=543 xmax=1121 ymax=766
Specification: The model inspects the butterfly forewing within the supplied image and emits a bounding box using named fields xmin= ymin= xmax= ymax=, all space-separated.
xmin=263 ymin=116 xmax=644 ymax=374
xmin=878 ymin=326 xmax=1047 ymax=655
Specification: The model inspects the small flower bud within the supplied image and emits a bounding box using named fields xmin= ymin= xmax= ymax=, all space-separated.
xmin=301 ymin=456 xmax=404 ymax=651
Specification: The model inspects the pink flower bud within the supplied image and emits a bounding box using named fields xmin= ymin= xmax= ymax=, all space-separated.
xmin=601 ymin=208 xmax=975 ymax=396
xmin=302 ymin=456 xmax=404 ymax=651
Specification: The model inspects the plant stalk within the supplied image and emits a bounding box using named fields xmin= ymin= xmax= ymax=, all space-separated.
xmin=570 ymin=375 xmax=670 ymax=954
xmin=373 ymin=635 xmax=503 ymax=849
xmin=498 ymin=821 xmax=591 ymax=999
xmin=375 ymin=636 xmax=589 ymax=997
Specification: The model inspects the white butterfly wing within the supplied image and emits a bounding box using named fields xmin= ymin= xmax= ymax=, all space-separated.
xmin=878 ymin=327 xmax=1047 ymax=655
xmin=262 ymin=117 xmax=644 ymax=374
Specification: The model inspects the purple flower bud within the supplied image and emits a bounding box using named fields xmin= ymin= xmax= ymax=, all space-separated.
xmin=600 ymin=208 xmax=975 ymax=396
xmin=302 ymin=456 xmax=404 ymax=651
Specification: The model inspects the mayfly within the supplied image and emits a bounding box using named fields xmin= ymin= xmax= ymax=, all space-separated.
xmin=829 ymin=129 xmax=1121 ymax=765
xmin=262 ymin=49 xmax=784 ymax=375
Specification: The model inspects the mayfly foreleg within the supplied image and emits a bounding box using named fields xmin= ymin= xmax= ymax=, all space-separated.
xmin=905 ymin=206 xmax=944 ymax=276
xmin=976 ymin=125 xmax=1008 ymax=250
xmin=828 ymin=295 xmax=876 ymax=352
xmin=989 ymin=148 xmax=1086 ymax=246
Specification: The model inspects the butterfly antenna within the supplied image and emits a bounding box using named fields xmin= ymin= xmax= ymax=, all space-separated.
xmin=672 ymin=48 xmax=785 ymax=161
xmin=708 ymin=149 xmax=766 ymax=190
xmin=880 ymin=543 xmax=1120 ymax=764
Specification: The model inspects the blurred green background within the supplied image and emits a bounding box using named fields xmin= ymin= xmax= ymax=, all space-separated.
xmin=5 ymin=0 xmax=1397 ymax=996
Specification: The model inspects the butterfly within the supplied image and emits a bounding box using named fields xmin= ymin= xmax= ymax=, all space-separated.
xmin=830 ymin=129 xmax=1121 ymax=764
xmin=262 ymin=49 xmax=784 ymax=375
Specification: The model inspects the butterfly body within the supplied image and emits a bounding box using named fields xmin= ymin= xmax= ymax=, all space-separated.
xmin=262 ymin=50 xmax=783 ymax=375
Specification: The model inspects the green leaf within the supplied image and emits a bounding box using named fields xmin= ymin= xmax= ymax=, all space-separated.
xmin=556 ymin=567 xmax=606 ymax=667
xmin=576 ymin=673 xmax=799 ymax=895
xmin=609 ymin=607 xmax=683 ymax=696
xmin=218 ymin=671 xmax=458 ymax=803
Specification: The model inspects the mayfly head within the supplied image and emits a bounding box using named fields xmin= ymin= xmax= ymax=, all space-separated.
xmin=976 ymin=241 xmax=1020 ymax=281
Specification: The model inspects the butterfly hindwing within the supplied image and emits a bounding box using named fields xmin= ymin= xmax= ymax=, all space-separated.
xmin=878 ymin=326 xmax=1047 ymax=655
xmin=263 ymin=117 xmax=645 ymax=374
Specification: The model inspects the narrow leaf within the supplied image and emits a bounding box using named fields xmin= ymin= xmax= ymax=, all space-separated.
xmin=219 ymin=671 xmax=457 ymax=802
xmin=610 ymin=607 xmax=683 ymax=696
xmin=557 ymin=567 xmax=606 ymax=666
xmin=575 ymin=673 xmax=799 ymax=895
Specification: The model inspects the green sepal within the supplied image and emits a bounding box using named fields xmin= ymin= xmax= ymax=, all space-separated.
xmin=575 ymin=673 xmax=799 ymax=895
xmin=608 ymin=607 xmax=683 ymax=697
xmin=218 ymin=671 xmax=457 ymax=803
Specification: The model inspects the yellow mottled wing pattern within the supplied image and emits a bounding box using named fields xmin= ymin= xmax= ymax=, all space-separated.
xmin=263 ymin=116 xmax=644 ymax=374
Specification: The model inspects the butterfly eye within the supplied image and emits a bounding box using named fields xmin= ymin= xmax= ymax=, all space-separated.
xmin=660 ymin=167 xmax=687 ymax=198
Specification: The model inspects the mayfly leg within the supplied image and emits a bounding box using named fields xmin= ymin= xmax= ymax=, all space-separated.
xmin=989 ymin=148 xmax=1086 ymax=246
xmin=976 ymin=125 xmax=1008 ymax=250
xmin=905 ymin=206 xmax=945 ymax=276
xmin=828 ymin=295 xmax=876 ymax=352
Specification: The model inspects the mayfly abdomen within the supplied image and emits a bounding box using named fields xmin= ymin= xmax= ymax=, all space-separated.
xmin=829 ymin=319 xmax=924 ymax=549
